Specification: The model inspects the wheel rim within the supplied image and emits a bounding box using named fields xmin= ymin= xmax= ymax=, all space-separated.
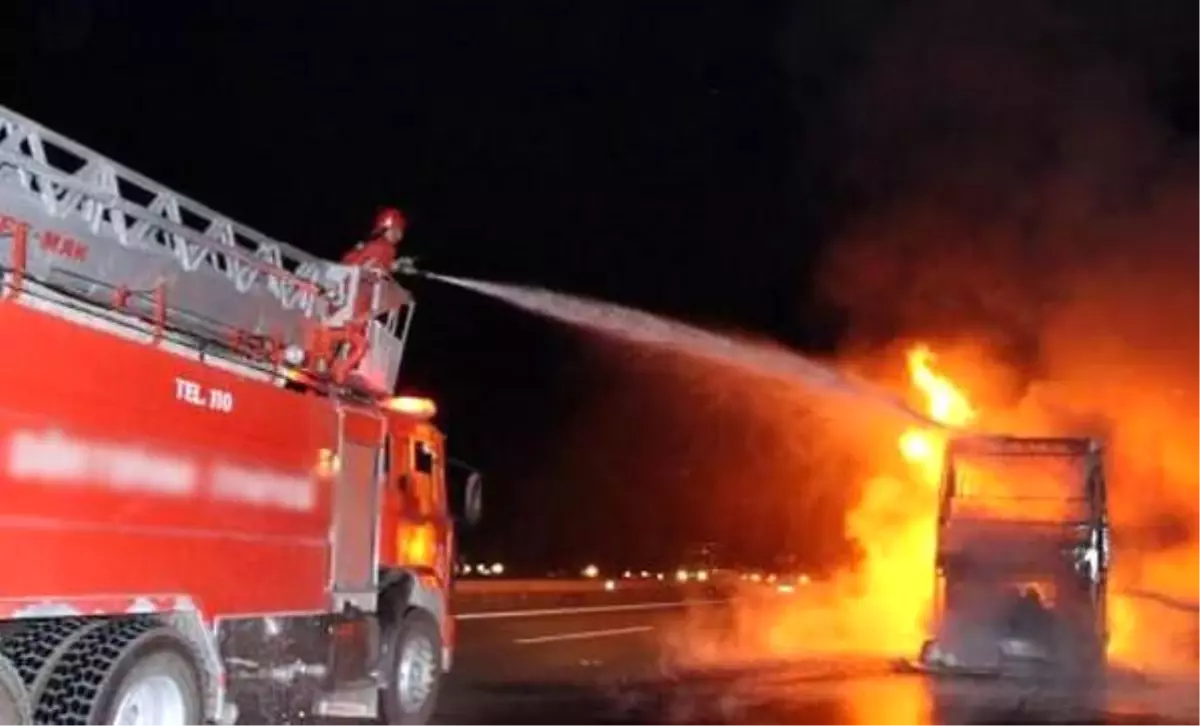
xmin=396 ymin=633 xmax=437 ymax=714
xmin=111 ymin=674 xmax=188 ymax=726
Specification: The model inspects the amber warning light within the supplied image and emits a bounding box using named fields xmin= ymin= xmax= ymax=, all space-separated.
xmin=386 ymin=396 xmax=438 ymax=419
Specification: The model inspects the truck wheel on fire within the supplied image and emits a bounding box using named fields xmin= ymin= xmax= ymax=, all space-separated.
xmin=0 ymin=105 xmax=482 ymax=724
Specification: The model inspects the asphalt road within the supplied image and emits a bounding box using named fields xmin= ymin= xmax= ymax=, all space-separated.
xmin=437 ymin=598 xmax=730 ymax=724
xmin=438 ymin=598 xmax=1199 ymax=725
xmin=449 ymin=598 xmax=727 ymax=682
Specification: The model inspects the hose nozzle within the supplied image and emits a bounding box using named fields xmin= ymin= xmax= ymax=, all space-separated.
xmin=393 ymin=256 xmax=423 ymax=277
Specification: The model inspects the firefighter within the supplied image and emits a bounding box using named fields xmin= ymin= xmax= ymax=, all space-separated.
xmin=342 ymin=206 xmax=409 ymax=274
xmin=325 ymin=207 xmax=414 ymax=383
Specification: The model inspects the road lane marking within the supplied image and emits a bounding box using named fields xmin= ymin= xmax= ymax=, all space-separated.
xmin=514 ymin=625 xmax=654 ymax=645
xmin=455 ymin=598 xmax=726 ymax=621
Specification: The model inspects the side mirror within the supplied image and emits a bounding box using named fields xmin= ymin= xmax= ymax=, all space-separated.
xmin=461 ymin=472 xmax=483 ymax=527
xmin=448 ymin=460 xmax=483 ymax=528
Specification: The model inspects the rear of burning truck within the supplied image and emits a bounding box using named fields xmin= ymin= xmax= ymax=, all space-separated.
xmin=918 ymin=436 xmax=1110 ymax=681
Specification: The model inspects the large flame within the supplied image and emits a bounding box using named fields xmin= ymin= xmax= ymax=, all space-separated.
xmin=670 ymin=340 xmax=1195 ymax=681
xmin=851 ymin=343 xmax=1196 ymax=670
xmin=898 ymin=345 xmax=976 ymax=477
xmin=846 ymin=344 xmax=978 ymax=653
xmin=672 ymin=344 xmax=982 ymax=663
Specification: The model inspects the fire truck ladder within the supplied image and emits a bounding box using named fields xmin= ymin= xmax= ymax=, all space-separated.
xmin=0 ymin=104 xmax=414 ymax=396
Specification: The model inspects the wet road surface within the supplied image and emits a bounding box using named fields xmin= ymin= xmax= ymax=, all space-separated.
xmin=438 ymin=600 xmax=1198 ymax=724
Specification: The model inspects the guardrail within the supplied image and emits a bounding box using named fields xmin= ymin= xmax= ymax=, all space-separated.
xmin=452 ymin=577 xmax=734 ymax=615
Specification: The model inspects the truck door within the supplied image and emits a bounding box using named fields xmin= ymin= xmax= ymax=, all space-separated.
xmin=407 ymin=436 xmax=442 ymax=520
xmin=395 ymin=429 xmax=448 ymax=579
xmin=330 ymin=408 xmax=384 ymax=611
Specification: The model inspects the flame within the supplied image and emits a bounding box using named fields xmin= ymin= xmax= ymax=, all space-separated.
xmin=866 ymin=345 xmax=1101 ymax=654
xmin=682 ymin=344 xmax=974 ymax=661
xmin=671 ymin=341 xmax=1195 ymax=679
xmin=899 ymin=345 xmax=976 ymax=480
xmin=831 ymin=344 xmax=978 ymax=655
xmin=906 ymin=345 xmax=976 ymax=428
xmin=664 ymin=345 xmax=978 ymax=666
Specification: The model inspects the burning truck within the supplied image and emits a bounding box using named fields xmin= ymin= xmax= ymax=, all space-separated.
xmin=917 ymin=434 xmax=1110 ymax=680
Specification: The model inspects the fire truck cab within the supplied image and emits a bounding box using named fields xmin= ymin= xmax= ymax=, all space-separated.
xmin=919 ymin=435 xmax=1110 ymax=680
xmin=0 ymin=105 xmax=481 ymax=724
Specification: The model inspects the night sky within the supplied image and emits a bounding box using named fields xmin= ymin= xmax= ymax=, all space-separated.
xmin=4 ymin=1 xmax=1195 ymax=574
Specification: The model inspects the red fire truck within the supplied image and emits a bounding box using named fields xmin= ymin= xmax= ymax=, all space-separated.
xmin=0 ymin=105 xmax=482 ymax=725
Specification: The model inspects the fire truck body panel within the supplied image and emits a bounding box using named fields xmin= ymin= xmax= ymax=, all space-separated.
xmin=0 ymin=268 xmax=456 ymax=725
xmin=0 ymin=105 xmax=471 ymax=725
xmin=0 ymin=297 xmax=342 ymax=618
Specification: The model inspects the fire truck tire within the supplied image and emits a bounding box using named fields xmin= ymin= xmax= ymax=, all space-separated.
xmin=33 ymin=618 xmax=203 ymax=726
xmin=0 ymin=653 xmax=32 ymax=725
xmin=0 ymin=618 xmax=107 ymax=708
xmin=378 ymin=610 xmax=442 ymax=726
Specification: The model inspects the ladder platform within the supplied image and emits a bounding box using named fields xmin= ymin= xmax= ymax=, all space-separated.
xmin=0 ymin=105 xmax=413 ymax=396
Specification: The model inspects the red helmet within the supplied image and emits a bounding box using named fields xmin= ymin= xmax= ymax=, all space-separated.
xmin=373 ymin=207 xmax=407 ymax=234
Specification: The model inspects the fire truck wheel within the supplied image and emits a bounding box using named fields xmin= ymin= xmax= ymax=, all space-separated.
xmin=33 ymin=618 xmax=204 ymax=726
xmin=378 ymin=610 xmax=442 ymax=725
xmin=0 ymin=618 xmax=99 ymax=703
xmin=0 ymin=653 xmax=32 ymax=725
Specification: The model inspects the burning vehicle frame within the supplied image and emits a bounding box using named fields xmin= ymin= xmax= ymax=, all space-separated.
xmin=919 ymin=434 xmax=1111 ymax=680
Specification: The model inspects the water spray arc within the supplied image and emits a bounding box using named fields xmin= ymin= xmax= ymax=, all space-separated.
xmin=420 ymin=272 xmax=939 ymax=429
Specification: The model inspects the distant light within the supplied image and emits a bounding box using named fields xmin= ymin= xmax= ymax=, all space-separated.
xmin=462 ymin=564 xmax=473 ymax=575
xmin=749 ymin=573 xmax=762 ymax=583
xmin=675 ymin=569 xmax=689 ymax=583
xmin=777 ymin=583 xmax=796 ymax=594
xmin=696 ymin=570 xmax=710 ymax=583
xmin=385 ymin=396 xmax=438 ymax=418
xmin=656 ymin=573 xmax=665 ymax=581
xmin=622 ymin=570 xmax=633 ymax=579
xmin=603 ymin=579 xmax=616 ymax=592
xmin=477 ymin=563 xmax=490 ymax=576
xmin=491 ymin=562 xmax=505 ymax=576
xmin=766 ymin=573 xmax=777 ymax=584
xmin=798 ymin=573 xmax=811 ymax=585
xmin=640 ymin=570 xmax=650 ymax=579
xmin=582 ymin=564 xmax=599 ymax=579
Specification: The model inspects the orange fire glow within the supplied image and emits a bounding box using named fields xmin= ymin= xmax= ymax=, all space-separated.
xmin=844 ymin=344 xmax=979 ymax=654
xmin=664 ymin=345 xmax=981 ymax=665
xmin=898 ymin=345 xmax=976 ymax=477
xmin=852 ymin=343 xmax=1197 ymax=670
xmin=669 ymin=339 xmax=1195 ymax=679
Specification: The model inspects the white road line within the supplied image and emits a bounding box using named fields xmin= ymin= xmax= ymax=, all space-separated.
xmin=514 ymin=625 xmax=654 ymax=645
xmin=455 ymin=598 xmax=726 ymax=621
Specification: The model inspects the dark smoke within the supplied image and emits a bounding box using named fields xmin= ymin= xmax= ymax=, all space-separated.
xmin=815 ymin=4 xmax=1196 ymax=403
xmin=814 ymin=0 xmax=1196 ymax=359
